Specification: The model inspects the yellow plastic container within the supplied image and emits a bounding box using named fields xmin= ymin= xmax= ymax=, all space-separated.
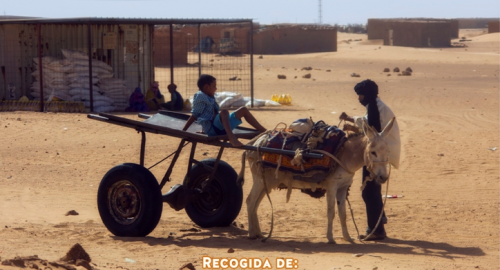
xmin=278 ymin=94 xmax=284 ymax=104
xmin=286 ymin=94 xmax=292 ymax=105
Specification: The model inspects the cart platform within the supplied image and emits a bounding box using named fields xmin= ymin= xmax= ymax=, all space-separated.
xmin=88 ymin=110 xmax=324 ymax=160
xmin=89 ymin=110 xmax=261 ymax=142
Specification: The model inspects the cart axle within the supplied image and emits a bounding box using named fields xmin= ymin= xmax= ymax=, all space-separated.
xmin=162 ymin=184 xmax=201 ymax=211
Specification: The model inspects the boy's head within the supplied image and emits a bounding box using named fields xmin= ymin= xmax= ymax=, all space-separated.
xmin=167 ymin=83 xmax=177 ymax=93
xmin=354 ymin=79 xmax=378 ymax=106
xmin=197 ymin=74 xmax=217 ymax=96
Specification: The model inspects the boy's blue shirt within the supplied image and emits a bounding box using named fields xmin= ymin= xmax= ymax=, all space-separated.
xmin=191 ymin=90 xmax=220 ymax=134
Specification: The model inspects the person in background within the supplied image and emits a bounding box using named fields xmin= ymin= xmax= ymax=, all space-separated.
xmin=145 ymin=81 xmax=165 ymax=111
xmin=162 ymin=83 xmax=184 ymax=111
xmin=125 ymin=87 xmax=150 ymax=112
xmin=339 ymin=79 xmax=401 ymax=241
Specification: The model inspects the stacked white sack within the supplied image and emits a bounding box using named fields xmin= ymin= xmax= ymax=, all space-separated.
xmin=98 ymin=78 xmax=128 ymax=111
xmin=209 ymin=91 xmax=279 ymax=108
xmin=30 ymin=56 xmax=72 ymax=101
xmin=61 ymin=49 xmax=116 ymax=112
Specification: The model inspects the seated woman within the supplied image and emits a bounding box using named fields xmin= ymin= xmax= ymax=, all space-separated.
xmin=145 ymin=81 xmax=165 ymax=111
xmin=125 ymin=87 xmax=150 ymax=112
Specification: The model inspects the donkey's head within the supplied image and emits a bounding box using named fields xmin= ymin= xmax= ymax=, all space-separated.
xmin=362 ymin=117 xmax=395 ymax=185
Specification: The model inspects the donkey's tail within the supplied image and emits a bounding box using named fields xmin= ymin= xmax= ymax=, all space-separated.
xmin=236 ymin=151 xmax=246 ymax=186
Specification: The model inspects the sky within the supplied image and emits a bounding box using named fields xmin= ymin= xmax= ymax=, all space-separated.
xmin=0 ymin=0 xmax=499 ymax=25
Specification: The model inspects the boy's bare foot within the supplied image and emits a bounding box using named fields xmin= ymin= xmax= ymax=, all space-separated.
xmin=229 ymin=138 xmax=244 ymax=147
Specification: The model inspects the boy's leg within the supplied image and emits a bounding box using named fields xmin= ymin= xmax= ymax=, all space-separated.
xmin=219 ymin=110 xmax=243 ymax=147
xmin=234 ymin=107 xmax=266 ymax=132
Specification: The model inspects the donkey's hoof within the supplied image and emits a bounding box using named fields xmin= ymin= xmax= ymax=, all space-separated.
xmin=344 ymin=237 xmax=354 ymax=243
xmin=248 ymin=233 xmax=264 ymax=239
xmin=328 ymin=239 xmax=337 ymax=244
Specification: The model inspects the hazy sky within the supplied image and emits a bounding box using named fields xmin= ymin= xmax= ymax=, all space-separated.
xmin=1 ymin=0 xmax=499 ymax=25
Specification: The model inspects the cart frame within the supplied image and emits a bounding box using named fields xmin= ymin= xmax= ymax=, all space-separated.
xmin=88 ymin=110 xmax=323 ymax=190
xmin=88 ymin=110 xmax=324 ymax=236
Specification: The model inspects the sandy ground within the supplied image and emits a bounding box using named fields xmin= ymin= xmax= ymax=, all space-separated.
xmin=0 ymin=30 xmax=499 ymax=270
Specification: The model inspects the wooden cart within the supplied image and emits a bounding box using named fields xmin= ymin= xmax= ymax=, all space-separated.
xmin=88 ymin=111 xmax=323 ymax=237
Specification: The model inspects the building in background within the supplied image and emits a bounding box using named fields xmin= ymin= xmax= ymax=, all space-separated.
xmin=253 ymin=25 xmax=337 ymax=54
xmin=154 ymin=28 xmax=188 ymax=66
xmin=368 ymin=18 xmax=459 ymax=40
xmin=156 ymin=23 xmax=338 ymax=56
xmin=488 ymin=21 xmax=499 ymax=33
xmin=382 ymin=20 xmax=451 ymax=47
xmin=457 ymin=18 xmax=498 ymax=29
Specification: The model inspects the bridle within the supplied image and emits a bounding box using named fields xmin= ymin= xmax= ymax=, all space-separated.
xmin=366 ymin=158 xmax=391 ymax=184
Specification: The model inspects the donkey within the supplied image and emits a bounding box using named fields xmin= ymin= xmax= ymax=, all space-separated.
xmin=238 ymin=118 xmax=395 ymax=243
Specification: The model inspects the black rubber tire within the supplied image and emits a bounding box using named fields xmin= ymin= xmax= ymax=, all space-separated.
xmin=97 ymin=163 xmax=163 ymax=237
xmin=183 ymin=158 xmax=243 ymax=228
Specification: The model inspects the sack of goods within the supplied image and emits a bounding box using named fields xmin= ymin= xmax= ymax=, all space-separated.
xmin=58 ymin=49 xmax=115 ymax=111
xmin=98 ymin=78 xmax=128 ymax=111
xmin=30 ymin=56 xmax=71 ymax=100
xmin=210 ymin=91 xmax=275 ymax=109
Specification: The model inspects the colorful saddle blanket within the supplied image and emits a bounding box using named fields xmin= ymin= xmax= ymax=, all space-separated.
xmin=262 ymin=124 xmax=346 ymax=174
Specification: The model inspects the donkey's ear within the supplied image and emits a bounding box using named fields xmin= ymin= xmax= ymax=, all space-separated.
xmin=362 ymin=119 xmax=377 ymax=141
xmin=381 ymin=117 xmax=396 ymax=138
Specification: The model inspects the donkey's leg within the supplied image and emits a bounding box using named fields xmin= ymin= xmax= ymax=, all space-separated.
xmin=246 ymin=173 xmax=266 ymax=239
xmin=252 ymin=184 xmax=268 ymax=238
xmin=337 ymin=185 xmax=353 ymax=242
xmin=326 ymin=184 xmax=338 ymax=244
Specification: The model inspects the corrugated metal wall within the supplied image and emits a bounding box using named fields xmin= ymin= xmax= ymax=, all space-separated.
xmin=0 ymin=23 xmax=153 ymax=100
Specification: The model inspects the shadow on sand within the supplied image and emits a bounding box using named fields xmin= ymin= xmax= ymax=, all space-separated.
xmin=111 ymin=226 xmax=484 ymax=260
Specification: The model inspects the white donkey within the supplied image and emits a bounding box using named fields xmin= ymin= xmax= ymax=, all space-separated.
xmin=238 ymin=118 xmax=395 ymax=243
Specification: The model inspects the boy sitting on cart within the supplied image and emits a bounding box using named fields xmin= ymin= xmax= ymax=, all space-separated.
xmin=183 ymin=74 xmax=266 ymax=147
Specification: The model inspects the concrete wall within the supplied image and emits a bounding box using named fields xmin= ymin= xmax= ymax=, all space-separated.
xmin=449 ymin=20 xmax=459 ymax=38
xmin=367 ymin=19 xmax=392 ymax=40
xmin=458 ymin=18 xmax=497 ymax=29
xmin=177 ymin=24 xmax=251 ymax=54
xmin=368 ymin=18 xmax=458 ymax=39
xmin=390 ymin=21 xmax=450 ymax=47
xmin=420 ymin=22 xmax=451 ymax=47
xmin=253 ymin=26 xmax=337 ymax=54
xmin=168 ymin=24 xmax=337 ymax=55
xmin=488 ymin=21 xmax=500 ymax=33
xmin=153 ymin=28 xmax=188 ymax=66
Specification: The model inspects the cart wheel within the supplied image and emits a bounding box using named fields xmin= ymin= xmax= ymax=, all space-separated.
xmin=97 ymin=163 xmax=162 ymax=237
xmin=183 ymin=158 xmax=243 ymax=228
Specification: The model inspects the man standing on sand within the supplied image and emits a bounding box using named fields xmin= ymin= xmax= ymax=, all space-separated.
xmin=339 ymin=79 xmax=401 ymax=241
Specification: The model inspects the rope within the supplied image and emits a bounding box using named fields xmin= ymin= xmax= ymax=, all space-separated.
xmin=147 ymin=141 xmax=190 ymax=170
xmin=311 ymin=149 xmax=354 ymax=175
xmin=268 ymin=122 xmax=298 ymax=179
xmin=346 ymin=194 xmax=361 ymax=242
xmin=256 ymin=143 xmax=274 ymax=243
